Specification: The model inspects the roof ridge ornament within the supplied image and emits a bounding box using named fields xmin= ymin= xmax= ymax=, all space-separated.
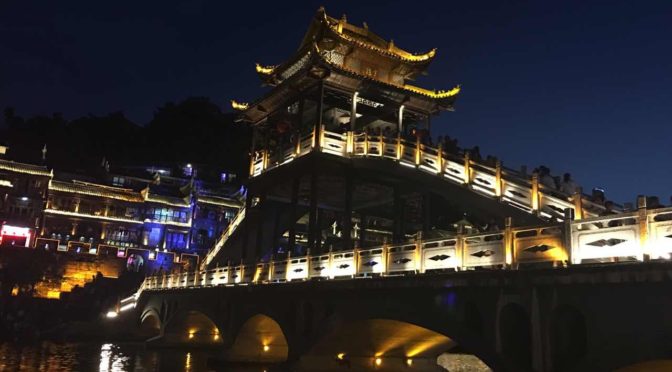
xmin=231 ymin=100 xmax=249 ymax=111
xmin=255 ymin=63 xmax=276 ymax=75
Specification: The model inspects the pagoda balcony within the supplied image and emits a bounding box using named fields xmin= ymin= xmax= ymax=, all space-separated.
xmin=249 ymin=125 xmax=610 ymax=223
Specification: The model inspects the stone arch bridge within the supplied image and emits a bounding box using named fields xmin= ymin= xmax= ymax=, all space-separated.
xmin=129 ymin=262 xmax=672 ymax=371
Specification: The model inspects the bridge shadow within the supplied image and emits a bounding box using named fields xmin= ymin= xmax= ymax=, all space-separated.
xmin=225 ymin=313 xmax=289 ymax=363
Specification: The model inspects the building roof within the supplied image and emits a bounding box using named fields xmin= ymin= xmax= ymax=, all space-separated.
xmin=197 ymin=195 xmax=242 ymax=208
xmin=49 ymin=180 xmax=144 ymax=202
xmin=0 ymin=159 xmax=52 ymax=177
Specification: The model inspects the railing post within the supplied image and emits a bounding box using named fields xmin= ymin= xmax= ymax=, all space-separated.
xmin=495 ymin=160 xmax=503 ymax=198
xmin=285 ymin=250 xmax=292 ymax=282
xmin=456 ymin=226 xmax=464 ymax=271
xmin=563 ymin=208 xmax=574 ymax=267
xmin=249 ymin=153 xmax=255 ymax=177
xmin=328 ymin=246 xmax=334 ymax=280
xmin=295 ymin=135 xmax=301 ymax=156
xmin=363 ymin=132 xmax=368 ymax=156
xmin=396 ymin=135 xmax=402 ymax=160
xmin=379 ymin=133 xmax=384 ymax=157
xmin=572 ymin=187 xmax=583 ymax=220
xmin=638 ymin=195 xmax=650 ymax=261
xmin=346 ymin=131 xmax=354 ymax=154
xmin=268 ymin=254 xmax=275 ymax=282
xmin=531 ymin=172 xmax=540 ymax=214
xmin=351 ymin=246 xmax=358 ymax=278
xmin=504 ymin=217 xmax=514 ymax=268
xmin=463 ymin=151 xmax=471 ymax=185
xmin=415 ymin=231 xmax=424 ymax=274
xmin=436 ymin=143 xmax=443 ymax=174
xmin=381 ymin=239 xmax=388 ymax=275
xmin=415 ymin=137 xmax=421 ymax=166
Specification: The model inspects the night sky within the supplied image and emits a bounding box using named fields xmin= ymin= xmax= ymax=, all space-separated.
xmin=2 ymin=1 xmax=671 ymax=204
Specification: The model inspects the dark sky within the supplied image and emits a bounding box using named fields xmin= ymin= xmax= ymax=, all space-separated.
xmin=2 ymin=1 xmax=671 ymax=204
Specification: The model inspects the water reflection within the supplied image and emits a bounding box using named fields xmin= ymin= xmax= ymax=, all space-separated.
xmin=0 ymin=342 xmax=219 ymax=372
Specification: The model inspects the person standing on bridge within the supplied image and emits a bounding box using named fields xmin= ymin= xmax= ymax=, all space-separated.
xmin=560 ymin=173 xmax=579 ymax=195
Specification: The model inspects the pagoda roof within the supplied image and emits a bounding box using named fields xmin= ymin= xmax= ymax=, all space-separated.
xmin=255 ymin=8 xmax=437 ymax=85
xmin=49 ymin=180 xmax=144 ymax=202
xmin=299 ymin=7 xmax=437 ymax=64
xmin=234 ymin=44 xmax=460 ymax=122
xmin=0 ymin=159 xmax=53 ymax=177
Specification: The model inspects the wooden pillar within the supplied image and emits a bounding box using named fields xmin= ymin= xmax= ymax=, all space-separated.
xmin=398 ymin=105 xmax=405 ymax=134
xmin=359 ymin=214 xmax=367 ymax=249
xmin=342 ymin=173 xmax=353 ymax=250
xmin=288 ymin=176 xmax=300 ymax=254
xmin=495 ymin=160 xmax=503 ymax=198
xmin=314 ymin=82 xmax=325 ymax=149
xmin=572 ymin=187 xmax=584 ymax=220
xmin=637 ymin=195 xmax=649 ymax=261
xmin=271 ymin=206 xmax=281 ymax=257
xmin=254 ymin=194 xmax=265 ymax=261
xmin=241 ymin=193 xmax=253 ymax=261
xmin=531 ymin=172 xmax=540 ymax=214
xmin=393 ymin=186 xmax=404 ymax=243
xmin=422 ymin=192 xmax=431 ymax=233
xmin=307 ymin=171 xmax=319 ymax=253
xmin=350 ymin=91 xmax=359 ymax=131
xmin=316 ymin=208 xmax=324 ymax=254
xmin=504 ymin=217 xmax=514 ymax=268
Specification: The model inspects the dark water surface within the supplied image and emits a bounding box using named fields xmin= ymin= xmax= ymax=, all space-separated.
xmin=0 ymin=342 xmax=270 ymax=372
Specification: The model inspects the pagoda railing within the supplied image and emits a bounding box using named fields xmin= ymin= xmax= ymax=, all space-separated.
xmin=249 ymin=126 xmax=608 ymax=222
xmin=133 ymin=206 xmax=672 ymax=294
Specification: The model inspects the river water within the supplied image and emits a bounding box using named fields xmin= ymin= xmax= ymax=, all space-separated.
xmin=0 ymin=342 xmax=271 ymax=372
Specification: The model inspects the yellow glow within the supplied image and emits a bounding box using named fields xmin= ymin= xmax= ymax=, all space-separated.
xmin=213 ymin=333 xmax=220 ymax=341
xmin=375 ymin=357 xmax=382 ymax=366
xmin=323 ymin=14 xmax=436 ymax=63
xmin=188 ymin=330 xmax=195 ymax=339
xmin=231 ymin=100 xmax=249 ymax=110
xmin=337 ymin=353 xmax=346 ymax=360
xmin=406 ymin=358 xmax=413 ymax=366
xmin=46 ymin=290 xmax=61 ymax=299
xmin=403 ymin=84 xmax=461 ymax=98
xmin=263 ymin=344 xmax=270 ymax=352
xmin=11 ymin=286 xmax=19 ymax=296
xmin=255 ymin=63 xmax=276 ymax=75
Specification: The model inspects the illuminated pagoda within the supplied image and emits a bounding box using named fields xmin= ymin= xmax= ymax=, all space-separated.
xmin=207 ymin=7 xmax=607 ymax=270
xmin=210 ymin=7 xmax=554 ymax=267
xmin=235 ymin=7 xmax=459 ymax=133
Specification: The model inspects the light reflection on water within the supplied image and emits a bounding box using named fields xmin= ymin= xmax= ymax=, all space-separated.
xmin=0 ymin=342 xmax=268 ymax=372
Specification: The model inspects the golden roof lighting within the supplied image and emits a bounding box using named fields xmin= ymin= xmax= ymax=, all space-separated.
xmin=403 ymin=84 xmax=461 ymax=98
xmin=231 ymin=100 xmax=249 ymax=110
xmin=0 ymin=159 xmax=52 ymax=177
xmin=255 ymin=63 xmax=276 ymax=75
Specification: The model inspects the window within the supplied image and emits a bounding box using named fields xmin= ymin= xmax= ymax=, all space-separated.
xmin=112 ymin=177 xmax=126 ymax=187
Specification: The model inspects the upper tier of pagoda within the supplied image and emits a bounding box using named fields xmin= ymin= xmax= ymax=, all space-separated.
xmin=234 ymin=7 xmax=460 ymax=122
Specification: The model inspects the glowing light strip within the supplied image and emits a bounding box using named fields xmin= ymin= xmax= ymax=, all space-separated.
xmin=144 ymin=195 xmax=190 ymax=208
xmin=50 ymin=182 xmax=143 ymax=202
xmin=0 ymin=180 xmax=13 ymax=188
xmin=255 ymin=63 xmax=276 ymax=75
xmin=403 ymin=84 xmax=461 ymax=99
xmin=44 ymin=209 xmax=144 ymax=224
xmin=231 ymin=100 xmax=249 ymax=110
xmin=0 ymin=160 xmax=52 ymax=177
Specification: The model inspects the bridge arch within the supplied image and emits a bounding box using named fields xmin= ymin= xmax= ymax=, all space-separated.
xmin=551 ymin=304 xmax=587 ymax=371
xmin=139 ymin=308 xmax=162 ymax=339
xmin=162 ymin=309 xmax=223 ymax=346
xmin=227 ymin=313 xmax=289 ymax=363
xmin=296 ymin=298 xmax=501 ymax=371
xmin=498 ymin=302 xmax=532 ymax=370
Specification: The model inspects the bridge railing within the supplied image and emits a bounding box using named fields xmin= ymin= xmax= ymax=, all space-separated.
xmin=246 ymin=127 xmax=607 ymax=223
xmin=147 ymin=205 xmax=672 ymax=291
xmin=202 ymin=206 xmax=247 ymax=268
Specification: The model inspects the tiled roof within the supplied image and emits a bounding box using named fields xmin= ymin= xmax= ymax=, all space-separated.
xmin=0 ymin=159 xmax=52 ymax=177
xmin=49 ymin=180 xmax=144 ymax=202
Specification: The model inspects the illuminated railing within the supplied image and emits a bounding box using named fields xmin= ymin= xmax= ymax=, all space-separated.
xmin=140 ymin=206 xmax=672 ymax=292
xmin=201 ymin=206 xmax=247 ymax=268
xmin=248 ymin=127 xmax=604 ymax=222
